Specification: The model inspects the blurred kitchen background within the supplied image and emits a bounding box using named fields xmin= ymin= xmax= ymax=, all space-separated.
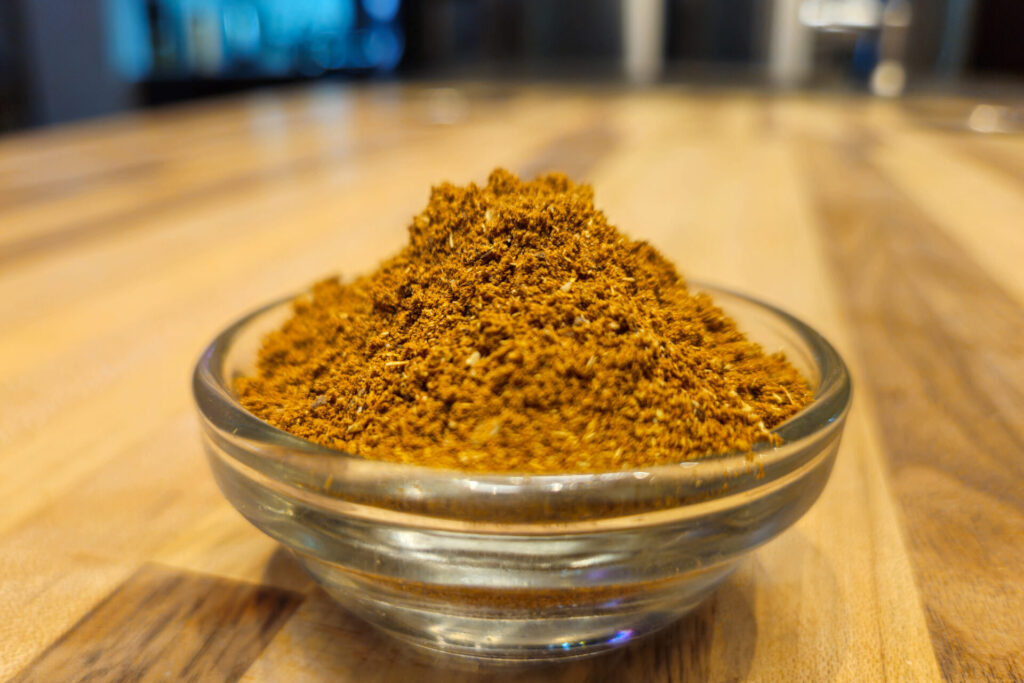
xmin=0 ymin=0 xmax=1022 ymax=132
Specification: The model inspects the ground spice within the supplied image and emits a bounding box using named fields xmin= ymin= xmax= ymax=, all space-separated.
xmin=340 ymin=565 xmax=688 ymax=611
xmin=237 ymin=169 xmax=812 ymax=474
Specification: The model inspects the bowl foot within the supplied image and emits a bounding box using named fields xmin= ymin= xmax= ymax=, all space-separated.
xmin=314 ymin=563 xmax=735 ymax=663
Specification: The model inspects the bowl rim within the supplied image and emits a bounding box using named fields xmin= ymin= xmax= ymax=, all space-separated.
xmin=192 ymin=282 xmax=851 ymax=526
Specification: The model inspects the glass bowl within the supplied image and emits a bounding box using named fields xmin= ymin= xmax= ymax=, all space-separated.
xmin=192 ymin=284 xmax=851 ymax=663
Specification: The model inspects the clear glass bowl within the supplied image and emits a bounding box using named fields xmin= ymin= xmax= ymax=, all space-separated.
xmin=192 ymin=284 xmax=851 ymax=663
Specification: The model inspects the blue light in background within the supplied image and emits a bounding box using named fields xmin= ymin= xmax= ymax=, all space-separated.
xmin=222 ymin=2 xmax=262 ymax=57
xmin=256 ymin=0 xmax=354 ymax=49
xmin=364 ymin=24 xmax=403 ymax=70
xmin=105 ymin=0 xmax=154 ymax=81
xmin=105 ymin=0 xmax=401 ymax=81
xmin=362 ymin=0 xmax=400 ymax=23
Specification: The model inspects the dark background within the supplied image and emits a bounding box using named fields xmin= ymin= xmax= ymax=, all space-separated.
xmin=0 ymin=0 xmax=1021 ymax=133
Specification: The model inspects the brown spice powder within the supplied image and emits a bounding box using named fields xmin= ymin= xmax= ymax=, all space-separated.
xmin=339 ymin=565 xmax=692 ymax=611
xmin=237 ymin=169 xmax=812 ymax=473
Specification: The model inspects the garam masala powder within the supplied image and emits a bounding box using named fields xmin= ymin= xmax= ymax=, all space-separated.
xmin=237 ymin=169 xmax=812 ymax=474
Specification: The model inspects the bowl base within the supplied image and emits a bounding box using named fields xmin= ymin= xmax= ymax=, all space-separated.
xmin=362 ymin=608 xmax=686 ymax=664
xmin=314 ymin=562 xmax=736 ymax=663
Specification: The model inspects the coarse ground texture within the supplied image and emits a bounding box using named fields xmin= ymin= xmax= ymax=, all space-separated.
xmin=236 ymin=169 xmax=812 ymax=473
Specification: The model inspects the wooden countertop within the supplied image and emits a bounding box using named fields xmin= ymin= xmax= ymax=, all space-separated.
xmin=2 ymin=86 xmax=1022 ymax=682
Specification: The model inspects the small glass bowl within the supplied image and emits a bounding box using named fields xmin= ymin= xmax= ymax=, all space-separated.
xmin=192 ymin=284 xmax=851 ymax=663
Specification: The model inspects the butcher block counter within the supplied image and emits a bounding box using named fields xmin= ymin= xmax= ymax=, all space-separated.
xmin=1 ymin=86 xmax=1022 ymax=682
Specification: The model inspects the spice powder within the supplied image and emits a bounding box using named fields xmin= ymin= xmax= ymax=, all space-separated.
xmin=237 ymin=169 xmax=812 ymax=473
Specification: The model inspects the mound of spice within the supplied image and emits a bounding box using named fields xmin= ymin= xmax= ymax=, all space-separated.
xmin=237 ymin=169 xmax=812 ymax=473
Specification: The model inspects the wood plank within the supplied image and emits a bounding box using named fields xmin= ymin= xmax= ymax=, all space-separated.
xmin=799 ymin=132 xmax=1024 ymax=681
xmin=12 ymin=564 xmax=302 ymax=683
xmin=869 ymin=127 xmax=1024 ymax=307
xmin=0 ymin=553 xmax=135 ymax=682
xmin=0 ymin=87 xmax=518 ymax=264
xmin=4 ymin=88 xmax=1020 ymax=681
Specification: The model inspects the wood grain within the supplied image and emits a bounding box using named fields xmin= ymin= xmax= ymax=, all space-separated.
xmin=799 ymin=128 xmax=1024 ymax=681
xmin=12 ymin=564 xmax=302 ymax=683
xmin=0 ymin=86 xmax=1021 ymax=681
